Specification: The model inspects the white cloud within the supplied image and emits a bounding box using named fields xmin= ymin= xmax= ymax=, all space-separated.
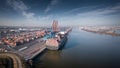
xmin=22 ymin=12 xmax=35 ymax=19
xmin=78 ymin=4 xmax=120 ymax=17
xmin=66 ymin=3 xmax=120 ymax=17
xmin=6 ymin=0 xmax=55 ymax=26
xmin=110 ymin=3 xmax=120 ymax=11
xmin=7 ymin=0 xmax=28 ymax=11
xmin=58 ymin=3 xmax=120 ymax=26
xmin=51 ymin=0 xmax=59 ymax=5
xmin=45 ymin=7 xmax=51 ymax=13
xmin=7 ymin=0 xmax=35 ymax=20
xmin=45 ymin=0 xmax=60 ymax=13
xmin=5 ymin=0 xmax=120 ymax=26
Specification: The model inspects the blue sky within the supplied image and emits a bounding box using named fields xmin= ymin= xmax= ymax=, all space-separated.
xmin=0 ymin=0 xmax=120 ymax=26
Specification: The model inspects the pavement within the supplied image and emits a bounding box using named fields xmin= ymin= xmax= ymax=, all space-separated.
xmin=0 ymin=37 xmax=46 ymax=61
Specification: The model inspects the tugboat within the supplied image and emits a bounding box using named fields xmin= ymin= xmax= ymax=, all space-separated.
xmin=45 ymin=20 xmax=69 ymax=50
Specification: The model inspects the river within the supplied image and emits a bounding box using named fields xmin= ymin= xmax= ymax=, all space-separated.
xmin=33 ymin=27 xmax=120 ymax=68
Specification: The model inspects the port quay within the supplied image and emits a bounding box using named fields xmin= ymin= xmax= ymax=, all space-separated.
xmin=0 ymin=21 xmax=72 ymax=68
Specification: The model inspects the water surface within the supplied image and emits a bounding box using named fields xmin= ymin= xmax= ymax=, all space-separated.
xmin=33 ymin=28 xmax=120 ymax=68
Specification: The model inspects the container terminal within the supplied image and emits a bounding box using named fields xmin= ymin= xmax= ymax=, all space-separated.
xmin=0 ymin=20 xmax=72 ymax=68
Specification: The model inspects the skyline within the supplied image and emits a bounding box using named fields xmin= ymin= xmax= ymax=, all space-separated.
xmin=0 ymin=0 xmax=120 ymax=26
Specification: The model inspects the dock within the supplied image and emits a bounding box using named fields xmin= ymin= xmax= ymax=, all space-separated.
xmin=0 ymin=38 xmax=47 ymax=67
xmin=24 ymin=45 xmax=46 ymax=60
xmin=17 ymin=38 xmax=46 ymax=61
xmin=0 ymin=38 xmax=46 ymax=61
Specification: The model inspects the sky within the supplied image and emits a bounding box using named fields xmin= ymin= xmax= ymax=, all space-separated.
xmin=0 ymin=0 xmax=120 ymax=26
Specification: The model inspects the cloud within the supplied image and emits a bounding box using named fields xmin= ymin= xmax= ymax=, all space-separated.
xmin=5 ymin=0 xmax=120 ymax=26
xmin=45 ymin=0 xmax=60 ymax=13
xmin=45 ymin=7 xmax=50 ymax=13
xmin=111 ymin=3 xmax=120 ymax=10
xmin=6 ymin=0 xmax=55 ymax=26
xmin=7 ymin=0 xmax=35 ymax=20
xmin=69 ymin=3 xmax=120 ymax=17
xmin=58 ymin=3 xmax=120 ymax=26
xmin=7 ymin=0 xmax=27 ymax=11
xmin=23 ymin=12 xmax=35 ymax=19
xmin=51 ymin=0 xmax=59 ymax=5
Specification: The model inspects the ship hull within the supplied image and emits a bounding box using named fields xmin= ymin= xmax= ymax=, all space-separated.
xmin=46 ymin=36 xmax=67 ymax=50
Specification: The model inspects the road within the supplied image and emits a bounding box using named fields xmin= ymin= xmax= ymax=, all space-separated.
xmin=0 ymin=52 xmax=26 ymax=68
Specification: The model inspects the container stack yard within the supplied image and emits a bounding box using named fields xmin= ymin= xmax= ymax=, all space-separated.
xmin=1 ymin=30 xmax=45 ymax=47
xmin=0 ymin=27 xmax=47 ymax=61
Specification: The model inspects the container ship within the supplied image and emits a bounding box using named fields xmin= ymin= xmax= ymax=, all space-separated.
xmin=46 ymin=31 xmax=67 ymax=50
xmin=45 ymin=20 xmax=71 ymax=50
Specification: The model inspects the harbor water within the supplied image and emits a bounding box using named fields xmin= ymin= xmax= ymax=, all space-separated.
xmin=33 ymin=27 xmax=120 ymax=68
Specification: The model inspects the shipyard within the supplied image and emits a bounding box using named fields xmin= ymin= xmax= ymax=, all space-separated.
xmin=0 ymin=20 xmax=72 ymax=68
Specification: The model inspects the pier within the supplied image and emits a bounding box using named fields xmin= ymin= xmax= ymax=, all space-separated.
xmin=13 ymin=38 xmax=46 ymax=61
xmin=0 ymin=37 xmax=47 ymax=61
xmin=23 ymin=44 xmax=46 ymax=60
